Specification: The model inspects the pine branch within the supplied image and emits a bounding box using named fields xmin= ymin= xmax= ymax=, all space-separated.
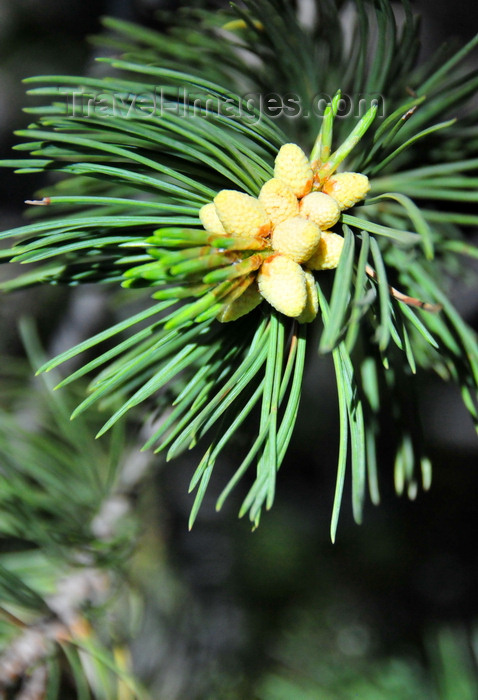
xmin=0 ymin=329 xmax=149 ymax=699
xmin=0 ymin=0 xmax=477 ymax=536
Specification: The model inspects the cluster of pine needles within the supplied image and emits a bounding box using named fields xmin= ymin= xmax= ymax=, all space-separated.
xmin=0 ymin=1 xmax=478 ymax=697
xmin=0 ymin=0 xmax=477 ymax=544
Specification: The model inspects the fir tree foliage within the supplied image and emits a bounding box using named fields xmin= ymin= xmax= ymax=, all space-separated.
xmin=0 ymin=0 xmax=477 ymax=539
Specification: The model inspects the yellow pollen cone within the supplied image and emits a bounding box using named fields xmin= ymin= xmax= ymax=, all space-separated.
xmin=257 ymin=254 xmax=307 ymax=317
xmin=214 ymin=190 xmax=271 ymax=238
xmin=217 ymin=283 xmax=263 ymax=322
xmin=271 ymin=216 xmax=321 ymax=264
xmin=297 ymin=271 xmax=318 ymax=324
xmin=306 ymin=232 xmax=344 ymax=270
xmin=299 ymin=191 xmax=341 ymax=230
xmin=274 ymin=143 xmax=313 ymax=198
xmin=199 ymin=202 xmax=226 ymax=234
xmin=258 ymin=178 xmax=299 ymax=226
xmin=222 ymin=18 xmax=264 ymax=32
xmin=322 ymin=172 xmax=370 ymax=210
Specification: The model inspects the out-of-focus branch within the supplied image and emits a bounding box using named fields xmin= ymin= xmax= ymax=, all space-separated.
xmin=0 ymin=568 xmax=107 ymax=692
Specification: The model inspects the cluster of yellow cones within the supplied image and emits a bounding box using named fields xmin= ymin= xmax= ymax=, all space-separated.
xmin=200 ymin=143 xmax=370 ymax=323
xmin=127 ymin=139 xmax=371 ymax=328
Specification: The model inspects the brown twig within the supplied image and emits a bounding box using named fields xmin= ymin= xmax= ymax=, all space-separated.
xmin=0 ymin=606 xmax=28 ymax=629
xmin=365 ymin=264 xmax=442 ymax=312
xmin=24 ymin=198 xmax=51 ymax=206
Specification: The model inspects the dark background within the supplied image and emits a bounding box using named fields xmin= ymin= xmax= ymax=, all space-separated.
xmin=1 ymin=1 xmax=477 ymax=697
